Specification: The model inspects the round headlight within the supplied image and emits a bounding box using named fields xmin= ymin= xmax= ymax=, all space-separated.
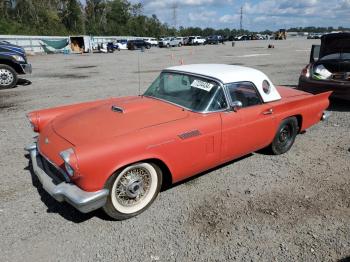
xmin=64 ymin=162 xmax=74 ymax=177
xmin=60 ymin=148 xmax=78 ymax=177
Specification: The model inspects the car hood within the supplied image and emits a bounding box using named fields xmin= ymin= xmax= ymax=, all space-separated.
xmin=0 ymin=42 xmax=26 ymax=57
xmin=320 ymin=33 xmax=350 ymax=58
xmin=52 ymin=96 xmax=188 ymax=146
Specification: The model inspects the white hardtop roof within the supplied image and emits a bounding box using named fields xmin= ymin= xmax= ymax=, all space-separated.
xmin=165 ymin=64 xmax=281 ymax=102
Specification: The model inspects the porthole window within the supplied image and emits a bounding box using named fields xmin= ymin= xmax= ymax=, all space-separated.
xmin=262 ymin=80 xmax=271 ymax=94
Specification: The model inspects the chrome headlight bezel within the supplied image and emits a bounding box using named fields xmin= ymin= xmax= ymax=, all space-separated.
xmin=12 ymin=55 xmax=25 ymax=62
xmin=60 ymin=148 xmax=75 ymax=177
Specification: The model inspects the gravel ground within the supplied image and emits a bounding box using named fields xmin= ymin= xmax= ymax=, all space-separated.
xmin=0 ymin=38 xmax=349 ymax=262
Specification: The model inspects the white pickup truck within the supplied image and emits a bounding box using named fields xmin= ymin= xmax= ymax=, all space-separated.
xmin=144 ymin=38 xmax=158 ymax=46
xmin=158 ymin=37 xmax=182 ymax=48
xmin=188 ymin=36 xmax=206 ymax=45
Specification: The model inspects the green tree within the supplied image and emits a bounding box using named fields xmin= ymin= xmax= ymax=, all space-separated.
xmin=60 ymin=0 xmax=84 ymax=34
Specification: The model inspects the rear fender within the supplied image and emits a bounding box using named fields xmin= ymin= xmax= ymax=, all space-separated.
xmin=272 ymin=91 xmax=331 ymax=132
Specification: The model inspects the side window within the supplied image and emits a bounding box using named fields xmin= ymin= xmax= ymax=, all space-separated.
xmin=226 ymin=82 xmax=262 ymax=108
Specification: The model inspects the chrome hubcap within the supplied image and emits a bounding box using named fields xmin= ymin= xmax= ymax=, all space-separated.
xmin=0 ymin=69 xmax=14 ymax=86
xmin=115 ymin=167 xmax=151 ymax=207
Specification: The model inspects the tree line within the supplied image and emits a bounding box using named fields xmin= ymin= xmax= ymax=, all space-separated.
xmin=0 ymin=0 xmax=349 ymax=37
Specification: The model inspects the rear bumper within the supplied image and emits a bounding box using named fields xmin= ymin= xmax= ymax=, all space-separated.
xmin=25 ymin=143 xmax=109 ymax=213
xmin=298 ymin=76 xmax=350 ymax=101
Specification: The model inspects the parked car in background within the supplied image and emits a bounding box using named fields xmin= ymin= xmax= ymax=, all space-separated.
xmin=176 ymin=37 xmax=186 ymax=45
xmin=298 ymin=32 xmax=350 ymax=101
xmin=0 ymin=41 xmax=32 ymax=89
xmin=26 ymin=64 xmax=330 ymax=220
xmin=114 ymin=39 xmax=128 ymax=50
xmin=158 ymin=37 xmax=182 ymax=48
xmin=144 ymin=38 xmax=158 ymax=46
xmin=206 ymin=35 xmax=224 ymax=45
xmin=188 ymin=36 xmax=206 ymax=45
xmin=234 ymin=35 xmax=249 ymax=41
xmin=307 ymin=33 xmax=323 ymax=39
xmin=127 ymin=39 xmax=151 ymax=50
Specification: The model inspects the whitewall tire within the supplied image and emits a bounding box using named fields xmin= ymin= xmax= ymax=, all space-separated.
xmin=103 ymin=162 xmax=162 ymax=220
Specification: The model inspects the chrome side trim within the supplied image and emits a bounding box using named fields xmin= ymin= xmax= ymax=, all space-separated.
xmin=178 ymin=130 xmax=201 ymax=140
xmin=25 ymin=143 xmax=109 ymax=213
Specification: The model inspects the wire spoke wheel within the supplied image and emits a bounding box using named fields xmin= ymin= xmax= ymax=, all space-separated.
xmin=105 ymin=162 xmax=162 ymax=218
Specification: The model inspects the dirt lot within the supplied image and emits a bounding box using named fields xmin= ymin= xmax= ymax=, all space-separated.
xmin=0 ymin=38 xmax=349 ymax=262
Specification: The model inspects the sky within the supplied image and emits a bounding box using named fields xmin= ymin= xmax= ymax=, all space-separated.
xmin=83 ymin=0 xmax=350 ymax=31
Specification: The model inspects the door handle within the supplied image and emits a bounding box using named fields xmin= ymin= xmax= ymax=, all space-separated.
xmin=262 ymin=108 xmax=273 ymax=115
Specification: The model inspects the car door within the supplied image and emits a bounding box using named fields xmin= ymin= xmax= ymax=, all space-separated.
xmin=220 ymin=81 xmax=277 ymax=162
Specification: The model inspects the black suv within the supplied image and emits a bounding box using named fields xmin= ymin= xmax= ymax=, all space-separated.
xmin=127 ymin=40 xmax=151 ymax=50
xmin=0 ymin=41 xmax=32 ymax=89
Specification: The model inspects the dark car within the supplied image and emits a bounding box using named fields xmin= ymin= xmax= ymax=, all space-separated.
xmin=206 ymin=35 xmax=224 ymax=45
xmin=127 ymin=40 xmax=151 ymax=50
xmin=298 ymin=33 xmax=350 ymax=101
xmin=0 ymin=41 xmax=32 ymax=89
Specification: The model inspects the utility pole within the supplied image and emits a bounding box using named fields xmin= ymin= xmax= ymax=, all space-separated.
xmin=240 ymin=6 xmax=243 ymax=31
xmin=172 ymin=2 xmax=178 ymax=29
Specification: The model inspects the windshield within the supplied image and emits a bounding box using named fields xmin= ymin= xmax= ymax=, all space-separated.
xmin=144 ymin=72 xmax=227 ymax=112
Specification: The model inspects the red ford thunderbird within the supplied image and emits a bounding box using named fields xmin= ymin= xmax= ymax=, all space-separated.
xmin=26 ymin=64 xmax=331 ymax=220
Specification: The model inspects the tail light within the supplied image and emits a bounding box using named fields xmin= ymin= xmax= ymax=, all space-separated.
xmin=301 ymin=64 xmax=311 ymax=78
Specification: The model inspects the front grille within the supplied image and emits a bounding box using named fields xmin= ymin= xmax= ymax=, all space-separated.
xmin=39 ymin=154 xmax=69 ymax=184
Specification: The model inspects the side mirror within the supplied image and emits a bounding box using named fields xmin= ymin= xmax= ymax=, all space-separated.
xmin=231 ymin=101 xmax=243 ymax=112
xmin=310 ymin=44 xmax=320 ymax=63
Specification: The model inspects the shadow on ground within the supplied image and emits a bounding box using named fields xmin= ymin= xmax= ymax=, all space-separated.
xmin=17 ymin=78 xmax=32 ymax=86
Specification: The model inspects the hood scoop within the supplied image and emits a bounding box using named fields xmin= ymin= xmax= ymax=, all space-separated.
xmin=111 ymin=105 xmax=124 ymax=113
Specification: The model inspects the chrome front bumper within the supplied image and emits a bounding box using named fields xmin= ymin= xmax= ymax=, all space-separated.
xmin=20 ymin=63 xmax=32 ymax=74
xmin=322 ymin=111 xmax=330 ymax=121
xmin=25 ymin=143 xmax=109 ymax=213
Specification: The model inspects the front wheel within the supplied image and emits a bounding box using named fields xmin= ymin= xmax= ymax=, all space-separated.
xmin=0 ymin=64 xmax=18 ymax=89
xmin=103 ymin=162 xmax=163 ymax=220
xmin=270 ymin=117 xmax=298 ymax=155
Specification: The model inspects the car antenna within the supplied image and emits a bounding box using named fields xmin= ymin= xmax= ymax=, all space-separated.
xmin=138 ymin=47 xmax=145 ymax=96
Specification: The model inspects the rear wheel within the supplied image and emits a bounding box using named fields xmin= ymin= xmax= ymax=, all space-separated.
xmin=270 ymin=117 xmax=298 ymax=155
xmin=0 ymin=64 xmax=18 ymax=89
xmin=103 ymin=162 xmax=163 ymax=220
